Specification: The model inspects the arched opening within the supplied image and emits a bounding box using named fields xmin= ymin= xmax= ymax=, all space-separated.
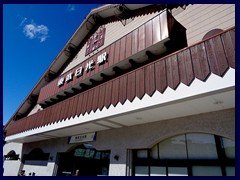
xmin=132 ymin=133 xmax=235 ymax=176
xmin=23 ymin=148 xmax=49 ymax=161
xmin=56 ymin=144 xmax=110 ymax=176
xmin=4 ymin=150 xmax=19 ymax=160
xmin=202 ymin=28 xmax=223 ymax=40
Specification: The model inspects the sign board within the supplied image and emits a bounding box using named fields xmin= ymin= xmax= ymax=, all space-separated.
xmin=68 ymin=132 xmax=96 ymax=144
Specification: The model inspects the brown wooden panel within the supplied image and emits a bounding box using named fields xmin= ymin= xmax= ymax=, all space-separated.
xmin=92 ymin=88 xmax=99 ymax=112
xmin=145 ymin=19 xmax=153 ymax=48
xmin=103 ymin=46 xmax=110 ymax=70
xmin=190 ymin=43 xmax=210 ymax=81
xmin=32 ymin=110 xmax=40 ymax=129
xmin=46 ymin=106 xmax=54 ymax=125
xmin=114 ymin=39 xmax=121 ymax=65
xmin=127 ymin=71 xmax=136 ymax=102
xmin=119 ymin=75 xmax=128 ymax=105
xmin=152 ymin=15 xmax=161 ymax=44
xmin=111 ymin=78 xmax=120 ymax=106
xmin=135 ymin=68 xmax=145 ymax=99
xmin=205 ymin=36 xmax=229 ymax=77
xmin=108 ymin=43 xmax=115 ymax=67
xmin=145 ymin=63 xmax=156 ymax=96
xmin=66 ymin=97 xmax=74 ymax=119
xmin=76 ymin=93 xmax=84 ymax=116
xmin=70 ymin=95 xmax=79 ymax=119
xmin=51 ymin=102 xmax=60 ymax=124
xmin=126 ymin=33 xmax=132 ymax=58
xmin=160 ymin=11 xmax=168 ymax=40
xmin=120 ymin=36 xmax=126 ymax=61
xmin=166 ymin=54 xmax=180 ymax=90
xmin=98 ymin=84 xmax=106 ymax=110
xmin=98 ymin=48 xmax=106 ymax=73
xmin=86 ymin=89 xmax=94 ymax=114
xmin=90 ymin=53 xmax=98 ymax=78
xmin=221 ymin=30 xmax=235 ymax=68
xmin=138 ymin=24 xmax=145 ymax=51
xmin=178 ymin=49 xmax=194 ymax=86
xmin=60 ymin=99 xmax=69 ymax=121
xmin=81 ymin=91 xmax=89 ymax=115
xmin=132 ymin=28 xmax=138 ymax=55
xmin=155 ymin=59 xmax=167 ymax=93
xmin=104 ymin=81 xmax=112 ymax=109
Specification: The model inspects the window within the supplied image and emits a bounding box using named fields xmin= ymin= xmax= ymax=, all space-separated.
xmin=4 ymin=150 xmax=19 ymax=160
xmin=133 ymin=133 xmax=235 ymax=176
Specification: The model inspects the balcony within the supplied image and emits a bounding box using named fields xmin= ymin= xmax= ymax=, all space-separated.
xmin=6 ymin=27 xmax=235 ymax=138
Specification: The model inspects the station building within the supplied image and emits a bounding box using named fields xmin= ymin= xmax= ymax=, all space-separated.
xmin=3 ymin=4 xmax=235 ymax=176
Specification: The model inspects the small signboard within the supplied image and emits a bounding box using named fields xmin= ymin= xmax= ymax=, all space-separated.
xmin=68 ymin=132 xmax=96 ymax=144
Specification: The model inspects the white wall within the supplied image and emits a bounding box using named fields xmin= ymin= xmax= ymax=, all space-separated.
xmin=3 ymin=142 xmax=23 ymax=176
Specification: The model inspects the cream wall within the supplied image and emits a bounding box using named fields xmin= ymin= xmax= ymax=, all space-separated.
xmin=173 ymin=4 xmax=235 ymax=45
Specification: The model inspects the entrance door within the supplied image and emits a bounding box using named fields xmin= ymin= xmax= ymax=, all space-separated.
xmin=56 ymin=144 xmax=110 ymax=176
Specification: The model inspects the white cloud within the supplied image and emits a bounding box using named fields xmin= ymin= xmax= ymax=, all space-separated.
xmin=67 ymin=4 xmax=76 ymax=12
xmin=23 ymin=23 xmax=49 ymax=43
xmin=19 ymin=17 xmax=27 ymax=27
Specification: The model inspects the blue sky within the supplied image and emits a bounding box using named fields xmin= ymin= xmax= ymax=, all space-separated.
xmin=3 ymin=4 xmax=103 ymax=125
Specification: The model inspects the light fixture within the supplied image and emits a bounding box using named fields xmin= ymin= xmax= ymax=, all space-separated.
xmin=114 ymin=155 xmax=119 ymax=161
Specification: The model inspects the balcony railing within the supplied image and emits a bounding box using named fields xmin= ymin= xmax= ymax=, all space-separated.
xmin=6 ymin=27 xmax=235 ymax=136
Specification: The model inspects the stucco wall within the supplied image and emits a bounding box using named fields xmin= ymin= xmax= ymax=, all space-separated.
xmin=10 ymin=108 xmax=234 ymax=176
xmin=3 ymin=142 xmax=23 ymax=176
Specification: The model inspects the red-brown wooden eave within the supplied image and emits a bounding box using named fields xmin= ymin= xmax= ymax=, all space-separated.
xmin=6 ymin=27 xmax=235 ymax=137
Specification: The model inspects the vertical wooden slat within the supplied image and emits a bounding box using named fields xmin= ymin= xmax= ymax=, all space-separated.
xmin=66 ymin=97 xmax=75 ymax=119
xmin=52 ymin=102 xmax=60 ymax=124
xmin=205 ymin=36 xmax=229 ymax=76
xmin=98 ymin=84 xmax=106 ymax=111
xmin=178 ymin=49 xmax=194 ymax=86
xmin=166 ymin=54 xmax=180 ymax=90
xmin=127 ymin=71 xmax=136 ymax=102
xmin=145 ymin=63 xmax=156 ymax=96
xmin=114 ymin=39 xmax=121 ymax=65
xmin=70 ymin=95 xmax=79 ymax=119
xmin=76 ymin=93 xmax=84 ymax=116
xmin=120 ymin=36 xmax=126 ymax=61
xmin=138 ymin=24 xmax=145 ymax=51
xmin=92 ymin=88 xmax=99 ymax=112
xmin=221 ymin=30 xmax=235 ymax=68
xmin=152 ymin=15 xmax=161 ymax=44
xmin=155 ymin=59 xmax=167 ymax=93
xmin=132 ymin=28 xmax=138 ymax=55
xmin=111 ymin=78 xmax=120 ymax=106
xmin=125 ymin=33 xmax=132 ymax=58
xmin=160 ymin=11 xmax=168 ymax=40
xmin=104 ymin=81 xmax=112 ymax=109
xmin=103 ymin=46 xmax=110 ymax=70
xmin=119 ymin=75 xmax=128 ymax=105
xmin=81 ymin=91 xmax=89 ymax=115
xmin=108 ymin=43 xmax=115 ymax=67
xmin=32 ymin=110 xmax=40 ymax=128
xmin=46 ymin=106 xmax=54 ymax=125
xmin=190 ymin=43 xmax=210 ymax=81
xmin=86 ymin=89 xmax=94 ymax=114
xmin=145 ymin=19 xmax=153 ymax=48
xmin=135 ymin=68 xmax=145 ymax=99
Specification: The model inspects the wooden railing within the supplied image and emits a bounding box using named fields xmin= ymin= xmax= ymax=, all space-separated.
xmin=6 ymin=27 xmax=235 ymax=136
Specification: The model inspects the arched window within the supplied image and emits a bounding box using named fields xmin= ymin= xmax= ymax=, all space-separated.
xmin=202 ymin=28 xmax=223 ymax=40
xmin=4 ymin=150 xmax=19 ymax=160
xmin=23 ymin=148 xmax=49 ymax=161
xmin=133 ymin=133 xmax=235 ymax=176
